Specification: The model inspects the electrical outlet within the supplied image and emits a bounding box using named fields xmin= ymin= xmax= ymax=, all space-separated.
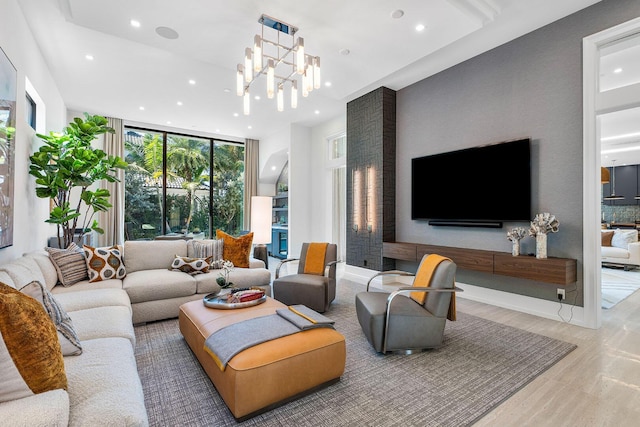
xmin=557 ymin=288 xmax=565 ymax=301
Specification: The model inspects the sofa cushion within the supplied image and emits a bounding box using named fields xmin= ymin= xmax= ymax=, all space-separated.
xmin=69 ymin=306 xmax=136 ymax=347
xmin=19 ymin=281 xmax=82 ymax=356
xmin=45 ymin=243 xmax=89 ymax=287
xmin=170 ymin=255 xmax=212 ymax=275
xmin=51 ymin=278 xmax=123 ymax=294
xmin=62 ymin=337 xmax=148 ymax=426
xmin=124 ymin=240 xmax=187 ymax=273
xmin=601 ymin=246 xmax=630 ymax=260
xmin=0 ymin=271 xmax=14 ymax=289
xmin=83 ymin=245 xmax=126 ymax=282
xmin=24 ymin=251 xmax=59 ymax=291
xmin=123 ymin=269 xmax=197 ymax=303
xmin=194 ymin=271 xmax=223 ymax=294
xmin=601 ymin=230 xmax=614 ymax=247
xmin=216 ymin=230 xmax=253 ymax=268
xmin=0 ymin=282 xmax=67 ymax=403
xmin=54 ymin=288 xmax=131 ymax=314
xmin=0 ymin=258 xmax=47 ymax=289
xmin=188 ymin=239 xmax=224 ymax=268
xmin=611 ymin=229 xmax=638 ymax=249
xmin=0 ymin=389 xmax=69 ymax=427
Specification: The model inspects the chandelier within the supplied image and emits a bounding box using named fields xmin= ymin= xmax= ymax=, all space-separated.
xmin=236 ymin=14 xmax=321 ymax=115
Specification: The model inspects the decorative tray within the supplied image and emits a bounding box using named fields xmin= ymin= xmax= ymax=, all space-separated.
xmin=203 ymin=292 xmax=267 ymax=309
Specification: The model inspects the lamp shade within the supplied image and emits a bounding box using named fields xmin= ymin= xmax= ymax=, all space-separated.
xmin=601 ymin=167 xmax=610 ymax=184
xmin=251 ymin=196 xmax=272 ymax=245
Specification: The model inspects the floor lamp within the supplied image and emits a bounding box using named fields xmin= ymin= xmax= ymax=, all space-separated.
xmin=251 ymin=196 xmax=273 ymax=269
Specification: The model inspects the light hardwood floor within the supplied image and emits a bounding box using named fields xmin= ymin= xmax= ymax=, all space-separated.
xmin=460 ymin=288 xmax=640 ymax=426
xmin=269 ymin=257 xmax=640 ymax=426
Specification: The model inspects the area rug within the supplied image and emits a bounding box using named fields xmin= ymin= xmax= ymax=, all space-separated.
xmin=601 ymin=267 xmax=640 ymax=309
xmin=134 ymin=282 xmax=576 ymax=427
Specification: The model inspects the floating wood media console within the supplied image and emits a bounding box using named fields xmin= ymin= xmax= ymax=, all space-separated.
xmin=383 ymin=242 xmax=577 ymax=286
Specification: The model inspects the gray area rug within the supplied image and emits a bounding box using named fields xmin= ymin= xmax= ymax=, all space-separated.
xmin=135 ymin=281 xmax=576 ymax=426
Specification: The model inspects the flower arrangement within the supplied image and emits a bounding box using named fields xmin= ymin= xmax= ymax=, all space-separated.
xmin=216 ymin=260 xmax=235 ymax=288
xmin=528 ymin=213 xmax=559 ymax=259
xmin=507 ymin=227 xmax=527 ymax=256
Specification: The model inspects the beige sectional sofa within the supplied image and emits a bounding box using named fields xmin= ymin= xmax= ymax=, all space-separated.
xmin=601 ymin=228 xmax=640 ymax=270
xmin=0 ymin=239 xmax=271 ymax=426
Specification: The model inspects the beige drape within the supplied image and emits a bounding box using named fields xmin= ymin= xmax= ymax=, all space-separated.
xmin=98 ymin=117 xmax=125 ymax=246
xmin=243 ymin=138 xmax=259 ymax=230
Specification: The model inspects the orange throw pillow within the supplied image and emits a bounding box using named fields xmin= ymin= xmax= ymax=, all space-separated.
xmin=0 ymin=282 xmax=67 ymax=403
xmin=601 ymin=230 xmax=614 ymax=247
xmin=216 ymin=230 xmax=253 ymax=268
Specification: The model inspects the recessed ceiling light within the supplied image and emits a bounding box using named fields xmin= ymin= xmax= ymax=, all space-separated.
xmin=130 ymin=19 xmax=141 ymax=28
xmin=177 ymin=101 xmax=183 ymax=106
xmin=324 ymin=81 xmax=332 ymax=87
xmin=254 ymin=95 xmax=261 ymax=100
xmin=166 ymin=121 xmax=171 ymax=125
xmin=223 ymin=88 xmax=231 ymax=93
xmin=188 ymin=79 xmax=196 ymax=85
xmin=233 ymin=113 xmax=239 ymax=117
xmin=248 ymin=125 xmax=252 ymax=129
xmin=85 ymin=54 xmax=94 ymax=61
xmin=415 ymin=24 xmax=426 ymax=32
xmin=614 ymin=68 xmax=623 ymax=74
xmin=339 ymin=48 xmax=350 ymax=56
xmin=391 ymin=9 xmax=404 ymax=19
xmin=314 ymin=110 xmax=320 ymax=115
xmin=139 ymin=106 xmax=145 ymax=110
xmin=271 ymin=166 xmax=276 ymax=171
xmin=215 ymin=129 xmax=220 ymax=133
xmin=155 ymin=26 xmax=179 ymax=40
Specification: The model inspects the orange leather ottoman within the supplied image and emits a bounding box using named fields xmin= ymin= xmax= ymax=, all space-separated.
xmin=178 ymin=297 xmax=346 ymax=420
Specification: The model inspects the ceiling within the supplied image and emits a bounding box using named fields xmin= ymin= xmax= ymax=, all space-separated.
xmin=19 ymin=0 xmax=605 ymax=141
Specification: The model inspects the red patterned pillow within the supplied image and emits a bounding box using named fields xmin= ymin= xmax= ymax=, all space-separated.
xmin=83 ymin=245 xmax=126 ymax=282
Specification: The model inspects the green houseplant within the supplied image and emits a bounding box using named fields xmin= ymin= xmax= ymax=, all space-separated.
xmin=29 ymin=113 xmax=127 ymax=249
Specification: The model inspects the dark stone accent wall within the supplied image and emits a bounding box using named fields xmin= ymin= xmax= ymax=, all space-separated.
xmin=346 ymin=87 xmax=396 ymax=271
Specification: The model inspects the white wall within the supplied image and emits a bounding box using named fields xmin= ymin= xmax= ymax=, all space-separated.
xmin=0 ymin=0 xmax=67 ymax=263
xmin=310 ymin=115 xmax=346 ymax=242
xmin=288 ymin=124 xmax=312 ymax=257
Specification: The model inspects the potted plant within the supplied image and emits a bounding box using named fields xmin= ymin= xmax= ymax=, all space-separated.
xmin=29 ymin=113 xmax=127 ymax=249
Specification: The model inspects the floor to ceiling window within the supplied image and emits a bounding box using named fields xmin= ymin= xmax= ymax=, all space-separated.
xmin=123 ymin=127 xmax=244 ymax=240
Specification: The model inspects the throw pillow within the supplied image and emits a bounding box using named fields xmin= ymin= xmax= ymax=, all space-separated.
xmin=45 ymin=242 xmax=89 ymax=287
xmin=83 ymin=245 xmax=126 ymax=282
xmin=0 ymin=282 xmax=67 ymax=403
xmin=216 ymin=230 xmax=253 ymax=268
xmin=19 ymin=281 xmax=82 ymax=356
xmin=611 ymin=229 xmax=638 ymax=249
xmin=601 ymin=230 xmax=614 ymax=247
xmin=170 ymin=255 xmax=213 ymax=275
xmin=187 ymin=239 xmax=224 ymax=269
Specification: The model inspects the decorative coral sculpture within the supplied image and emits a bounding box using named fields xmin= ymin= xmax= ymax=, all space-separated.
xmin=528 ymin=213 xmax=560 ymax=236
xmin=507 ymin=227 xmax=528 ymax=256
xmin=528 ymin=213 xmax=559 ymax=259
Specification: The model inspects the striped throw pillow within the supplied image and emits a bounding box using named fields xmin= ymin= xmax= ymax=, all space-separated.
xmin=187 ymin=239 xmax=224 ymax=269
xmin=19 ymin=280 xmax=82 ymax=356
xmin=45 ymin=242 xmax=89 ymax=287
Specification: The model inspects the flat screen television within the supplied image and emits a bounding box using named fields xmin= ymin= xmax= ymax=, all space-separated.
xmin=411 ymin=138 xmax=531 ymax=227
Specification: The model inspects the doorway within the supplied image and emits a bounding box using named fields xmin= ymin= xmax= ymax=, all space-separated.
xmin=583 ymin=17 xmax=640 ymax=329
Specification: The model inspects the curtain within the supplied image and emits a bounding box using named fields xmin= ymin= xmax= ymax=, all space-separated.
xmin=98 ymin=117 xmax=125 ymax=246
xmin=243 ymin=138 xmax=259 ymax=230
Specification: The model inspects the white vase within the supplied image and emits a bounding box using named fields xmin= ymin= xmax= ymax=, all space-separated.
xmin=512 ymin=240 xmax=520 ymax=257
xmin=536 ymin=233 xmax=547 ymax=259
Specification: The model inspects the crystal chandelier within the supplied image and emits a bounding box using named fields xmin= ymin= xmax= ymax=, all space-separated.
xmin=236 ymin=14 xmax=321 ymax=115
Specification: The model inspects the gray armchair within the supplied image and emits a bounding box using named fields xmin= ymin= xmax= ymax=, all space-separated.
xmin=272 ymin=242 xmax=338 ymax=313
xmin=355 ymin=254 xmax=462 ymax=354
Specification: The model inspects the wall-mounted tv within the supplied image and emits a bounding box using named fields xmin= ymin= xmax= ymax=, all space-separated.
xmin=411 ymin=138 xmax=531 ymax=228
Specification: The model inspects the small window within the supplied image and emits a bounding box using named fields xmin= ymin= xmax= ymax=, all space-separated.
xmin=329 ymin=134 xmax=346 ymax=160
xmin=26 ymin=93 xmax=36 ymax=129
